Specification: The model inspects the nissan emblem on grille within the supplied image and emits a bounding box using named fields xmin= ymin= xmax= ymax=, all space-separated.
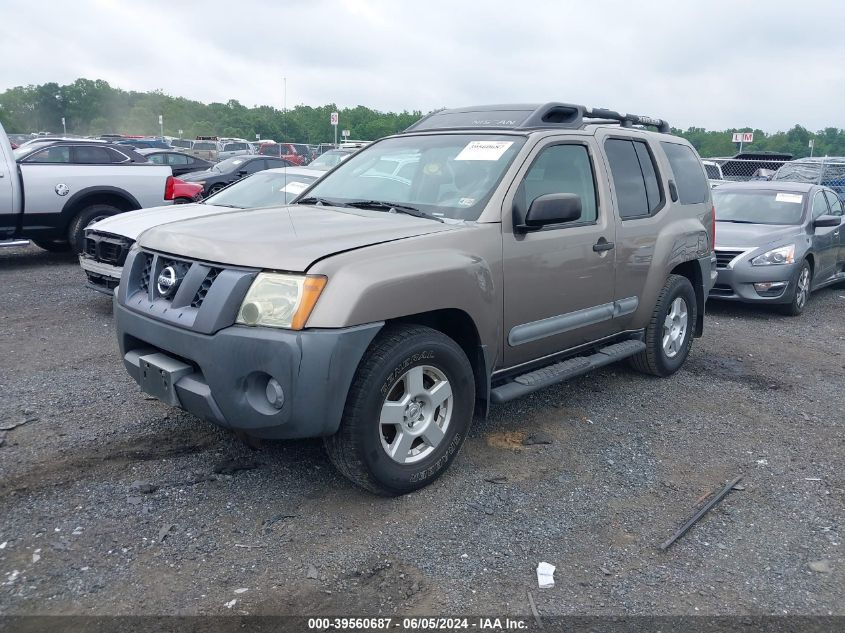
xmin=156 ymin=266 xmax=181 ymax=297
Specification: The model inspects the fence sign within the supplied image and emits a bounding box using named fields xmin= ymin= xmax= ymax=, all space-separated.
xmin=732 ymin=132 xmax=753 ymax=144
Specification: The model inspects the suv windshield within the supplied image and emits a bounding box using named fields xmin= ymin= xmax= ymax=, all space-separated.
xmin=309 ymin=150 xmax=353 ymax=169
xmin=193 ymin=142 xmax=217 ymax=151
xmin=713 ymin=189 xmax=806 ymax=225
xmin=300 ymin=134 xmax=525 ymax=220
xmin=205 ymin=170 xmax=318 ymax=208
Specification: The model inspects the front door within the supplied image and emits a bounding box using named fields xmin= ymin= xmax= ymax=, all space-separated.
xmin=809 ymin=190 xmax=837 ymax=282
xmin=502 ymin=138 xmax=617 ymax=367
xmin=823 ymin=190 xmax=844 ymax=268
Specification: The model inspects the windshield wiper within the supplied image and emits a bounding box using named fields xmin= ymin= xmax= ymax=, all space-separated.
xmin=345 ymin=200 xmax=444 ymax=223
xmin=716 ymin=219 xmax=757 ymax=224
xmin=208 ymin=203 xmax=243 ymax=208
xmin=297 ymin=196 xmax=351 ymax=208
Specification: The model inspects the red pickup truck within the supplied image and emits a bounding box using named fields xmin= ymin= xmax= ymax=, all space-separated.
xmin=258 ymin=142 xmax=311 ymax=166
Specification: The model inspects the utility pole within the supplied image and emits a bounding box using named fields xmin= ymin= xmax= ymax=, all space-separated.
xmin=61 ymin=117 xmax=66 ymax=135
xmin=283 ymin=76 xmax=287 ymax=140
xmin=158 ymin=114 xmax=164 ymax=139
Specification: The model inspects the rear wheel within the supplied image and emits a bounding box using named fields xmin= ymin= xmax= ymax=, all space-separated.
xmin=67 ymin=204 xmax=120 ymax=254
xmin=324 ymin=324 xmax=475 ymax=496
xmin=629 ymin=274 xmax=697 ymax=377
xmin=779 ymin=260 xmax=811 ymax=316
xmin=33 ymin=240 xmax=71 ymax=253
xmin=207 ymin=183 xmax=226 ymax=196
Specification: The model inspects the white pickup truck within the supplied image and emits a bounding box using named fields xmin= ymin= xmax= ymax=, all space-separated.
xmin=0 ymin=121 xmax=174 ymax=253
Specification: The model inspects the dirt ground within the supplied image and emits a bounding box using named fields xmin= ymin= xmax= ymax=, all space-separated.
xmin=1 ymin=244 xmax=843 ymax=618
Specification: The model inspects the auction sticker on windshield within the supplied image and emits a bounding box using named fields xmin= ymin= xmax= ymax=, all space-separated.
xmin=775 ymin=193 xmax=803 ymax=204
xmin=455 ymin=140 xmax=513 ymax=161
xmin=281 ymin=181 xmax=309 ymax=194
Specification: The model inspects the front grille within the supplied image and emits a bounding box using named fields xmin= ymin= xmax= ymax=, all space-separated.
xmin=156 ymin=259 xmax=191 ymax=302
xmin=85 ymin=231 xmax=132 ymax=266
xmin=191 ymin=267 xmax=221 ymax=308
xmin=714 ymin=249 xmax=745 ymax=268
xmin=139 ymin=255 xmax=152 ymax=292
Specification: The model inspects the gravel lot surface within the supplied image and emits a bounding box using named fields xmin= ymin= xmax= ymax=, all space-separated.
xmin=1 ymin=243 xmax=843 ymax=617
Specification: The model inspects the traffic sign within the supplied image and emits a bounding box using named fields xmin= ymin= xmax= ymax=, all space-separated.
xmin=330 ymin=112 xmax=339 ymax=126
xmin=732 ymin=132 xmax=753 ymax=144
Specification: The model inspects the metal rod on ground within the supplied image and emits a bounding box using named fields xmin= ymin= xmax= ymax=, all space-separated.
xmin=660 ymin=475 xmax=743 ymax=551
xmin=526 ymin=590 xmax=543 ymax=630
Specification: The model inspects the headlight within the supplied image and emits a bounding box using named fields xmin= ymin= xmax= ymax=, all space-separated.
xmin=236 ymin=273 xmax=327 ymax=330
xmin=751 ymin=244 xmax=795 ymax=266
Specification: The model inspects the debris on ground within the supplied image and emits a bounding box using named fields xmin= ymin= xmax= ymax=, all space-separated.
xmin=306 ymin=564 xmax=319 ymax=580
xmin=527 ymin=590 xmax=543 ymax=630
xmin=808 ymin=560 xmax=832 ymax=573
xmin=536 ymin=562 xmax=555 ymax=589
xmin=126 ymin=496 xmax=143 ymax=506
xmin=522 ymin=432 xmax=554 ymax=446
xmin=32 ymin=549 xmax=41 ymax=563
xmin=660 ymin=475 xmax=744 ymax=551
xmin=129 ymin=481 xmax=158 ymax=494
xmin=213 ymin=459 xmax=260 ymax=475
xmin=600 ymin=566 xmax=612 ymax=576
xmin=234 ymin=588 xmax=248 ymax=594
xmin=484 ymin=475 xmax=508 ymax=484
xmin=0 ymin=417 xmax=33 ymax=431
xmin=158 ymin=524 xmax=175 ymax=543
xmin=224 ymin=599 xmax=237 ymax=609
xmin=263 ymin=512 xmax=298 ymax=528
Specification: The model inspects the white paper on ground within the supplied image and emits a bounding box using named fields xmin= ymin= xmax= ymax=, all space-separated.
xmin=536 ymin=561 xmax=556 ymax=588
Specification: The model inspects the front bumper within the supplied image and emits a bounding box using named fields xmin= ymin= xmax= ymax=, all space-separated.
xmin=709 ymin=260 xmax=798 ymax=303
xmin=79 ymin=255 xmax=122 ymax=295
xmin=115 ymin=300 xmax=382 ymax=439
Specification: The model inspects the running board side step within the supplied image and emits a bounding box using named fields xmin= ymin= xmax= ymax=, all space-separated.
xmin=490 ymin=340 xmax=646 ymax=404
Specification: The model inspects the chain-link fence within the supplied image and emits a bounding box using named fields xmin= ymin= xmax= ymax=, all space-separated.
xmin=704 ymin=155 xmax=845 ymax=197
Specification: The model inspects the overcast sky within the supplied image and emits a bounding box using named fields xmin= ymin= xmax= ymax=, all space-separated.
xmin=2 ymin=0 xmax=843 ymax=132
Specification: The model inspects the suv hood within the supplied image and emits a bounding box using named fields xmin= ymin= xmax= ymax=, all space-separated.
xmin=715 ymin=222 xmax=803 ymax=248
xmin=138 ymin=205 xmax=461 ymax=271
xmin=88 ymin=203 xmax=237 ymax=241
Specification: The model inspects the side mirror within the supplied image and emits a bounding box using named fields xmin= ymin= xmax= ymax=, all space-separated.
xmin=517 ymin=193 xmax=582 ymax=231
xmin=237 ymin=169 xmax=248 ymax=176
xmin=813 ymin=215 xmax=841 ymax=228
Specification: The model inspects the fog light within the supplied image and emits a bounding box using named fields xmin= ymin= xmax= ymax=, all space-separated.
xmin=754 ymin=281 xmax=787 ymax=295
xmin=265 ymin=378 xmax=285 ymax=409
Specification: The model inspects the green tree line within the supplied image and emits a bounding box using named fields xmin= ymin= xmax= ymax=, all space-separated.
xmin=1 ymin=78 xmax=844 ymax=158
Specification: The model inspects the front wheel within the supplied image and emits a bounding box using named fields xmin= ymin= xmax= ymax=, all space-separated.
xmin=629 ymin=274 xmax=697 ymax=377
xmin=324 ymin=324 xmax=475 ymax=496
xmin=67 ymin=204 xmax=120 ymax=254
xmin=779 ymin=260 xmax=811 ymax=316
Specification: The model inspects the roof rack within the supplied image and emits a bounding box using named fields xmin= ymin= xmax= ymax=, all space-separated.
xmin=404 ymin=103 xmax=671 ymax=134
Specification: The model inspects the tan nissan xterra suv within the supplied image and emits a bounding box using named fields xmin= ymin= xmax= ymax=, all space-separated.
xmin=114 ymin=103 xmax=717 ymax=495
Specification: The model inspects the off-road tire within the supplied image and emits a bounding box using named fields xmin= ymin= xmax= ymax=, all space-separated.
xmin=67 ymin=204 xmax=120 ymax=254
xmin=629 ymin=274 xmax=697 ymax=377
xmin=324 ymin=324 xmax=475 ymax=496
xmin=778 ymin=259 xmax=811 ymax=316
xmin=33 ymin=240 xmax=71 ymax=253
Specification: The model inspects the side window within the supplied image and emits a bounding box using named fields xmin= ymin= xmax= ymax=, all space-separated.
xmin=521 ymin=144 xmax=598 ymax=224
xmin=26 ymin=146 xmax=71 ymax=163
xmin=824 ymin=191 xmax=843 ymax=216
xmin=244 ymin=159 xmax=266 ymax=173
xmin=660 ymin=142 xmax=708 ymax=205
xmin=811 ymin=191 xmax=830 ymax=219
xmin=167 ymin=153 xmax=189 ymax=165
xmin=147 ymin=153 xmax=166 ymax=164
xmin=106 ymin=148 xmax=130 ymax=163
xmin=604 ymin=139 xmax=648 ymax=218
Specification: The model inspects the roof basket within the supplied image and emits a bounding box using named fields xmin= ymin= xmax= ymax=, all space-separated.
xmin=404 ymin=103 xmax=670 ymax=134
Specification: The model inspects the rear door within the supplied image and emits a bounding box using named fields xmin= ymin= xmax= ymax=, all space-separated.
xmin=502 ymin=136 xmax=617 ymax=367
xmin=823 ymin=190 xmax=844 ymax=265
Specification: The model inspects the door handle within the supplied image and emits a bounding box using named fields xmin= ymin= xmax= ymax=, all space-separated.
xmin=593 ymin=239 xmax=615 ymax=252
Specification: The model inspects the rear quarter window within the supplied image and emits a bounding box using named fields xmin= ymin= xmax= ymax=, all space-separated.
xmin=660 ymin=142 xmax=709 ymax=205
